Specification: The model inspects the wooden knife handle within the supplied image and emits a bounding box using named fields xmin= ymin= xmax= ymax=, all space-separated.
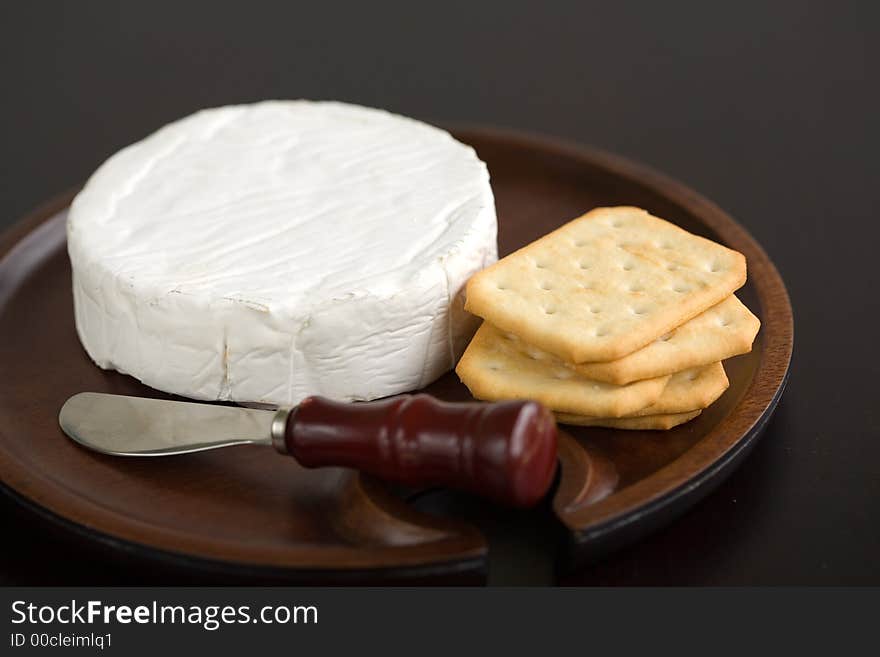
xmin=283 ymin=395 xmax=558 ymax=508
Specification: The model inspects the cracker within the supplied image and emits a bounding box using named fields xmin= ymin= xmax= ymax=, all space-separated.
xmin=555 ymin=410 xmax=701 ymax=430
xmin=464 ymin=206 xmax=747 ymax=363
xmin=634 ymin=362 xmax=728 ymax=416
xmin=472 ymin=322 xmax=729 ymax=415
xmin=572 ymin=296 xmax=759 ymax=384
xmin=455 ymin=321 xmax=669 ymax=417
xmin=495 ymin=296 xmax=757 ymax=385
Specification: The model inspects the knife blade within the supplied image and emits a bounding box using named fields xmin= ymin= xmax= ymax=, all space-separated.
xmin=59 ymin=392 xmax=559 ymax=507
xmin=60 ymin=392 xmax=278 ymax=456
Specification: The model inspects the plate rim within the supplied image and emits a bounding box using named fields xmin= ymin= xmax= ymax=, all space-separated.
xmin=0 ymin=125 xmax=793 ymax=577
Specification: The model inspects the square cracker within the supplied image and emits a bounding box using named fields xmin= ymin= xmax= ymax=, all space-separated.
xmin=634 ymin=362 xmax=728 ymax=416
xmin=496 ymin=297 xmax=756 ymax=385
xmin=465 ymin=321 xmax=728 ymax=416
xmin=464 ymin=206 xmax=747 ymax=363
xmin=572 ymin=295 xmax=758 ymax=384
xmin=555 ymin=410 xmax=701 ymax=430
xmin=456 ymin=321 xmax=669 ymax=417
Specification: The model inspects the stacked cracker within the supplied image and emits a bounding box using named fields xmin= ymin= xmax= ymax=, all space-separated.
xmin=456 ymin=207 xmax=760 ymax=430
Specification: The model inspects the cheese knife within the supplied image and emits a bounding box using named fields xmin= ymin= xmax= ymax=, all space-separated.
xmin=59 ymin=392 xmax=558 ymax=507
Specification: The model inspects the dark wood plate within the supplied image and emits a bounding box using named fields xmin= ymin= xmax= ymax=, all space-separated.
xmin=0 ymin=127 xmax=792 ymax=583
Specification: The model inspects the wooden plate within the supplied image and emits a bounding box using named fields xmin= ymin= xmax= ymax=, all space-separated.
xmin=0 ymin=128 xmax=792 ymax=582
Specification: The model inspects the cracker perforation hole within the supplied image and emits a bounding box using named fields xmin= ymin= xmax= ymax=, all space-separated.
xmin=540 ymin=282 xmax=553 ymax=291
xmin=578 ymin=260 xmax=590 ymax=270
xmin=622 ymin=262 xmax=635 ymax=271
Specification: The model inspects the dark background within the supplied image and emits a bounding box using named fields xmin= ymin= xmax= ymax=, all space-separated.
xmin=1 ymin=1 xmax=878 ymax=584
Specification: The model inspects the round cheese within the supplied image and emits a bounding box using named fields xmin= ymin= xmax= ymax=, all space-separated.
xmin=68 ymin=101 xmax=497 ymax=405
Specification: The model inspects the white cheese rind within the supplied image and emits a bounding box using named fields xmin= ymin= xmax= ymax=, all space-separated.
xmin=68 ymin=101 xmax=497 ymax=405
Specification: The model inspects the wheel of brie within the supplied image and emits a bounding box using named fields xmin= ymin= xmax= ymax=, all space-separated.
xmin=68 ymin=101 xmax=497 ymax=405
